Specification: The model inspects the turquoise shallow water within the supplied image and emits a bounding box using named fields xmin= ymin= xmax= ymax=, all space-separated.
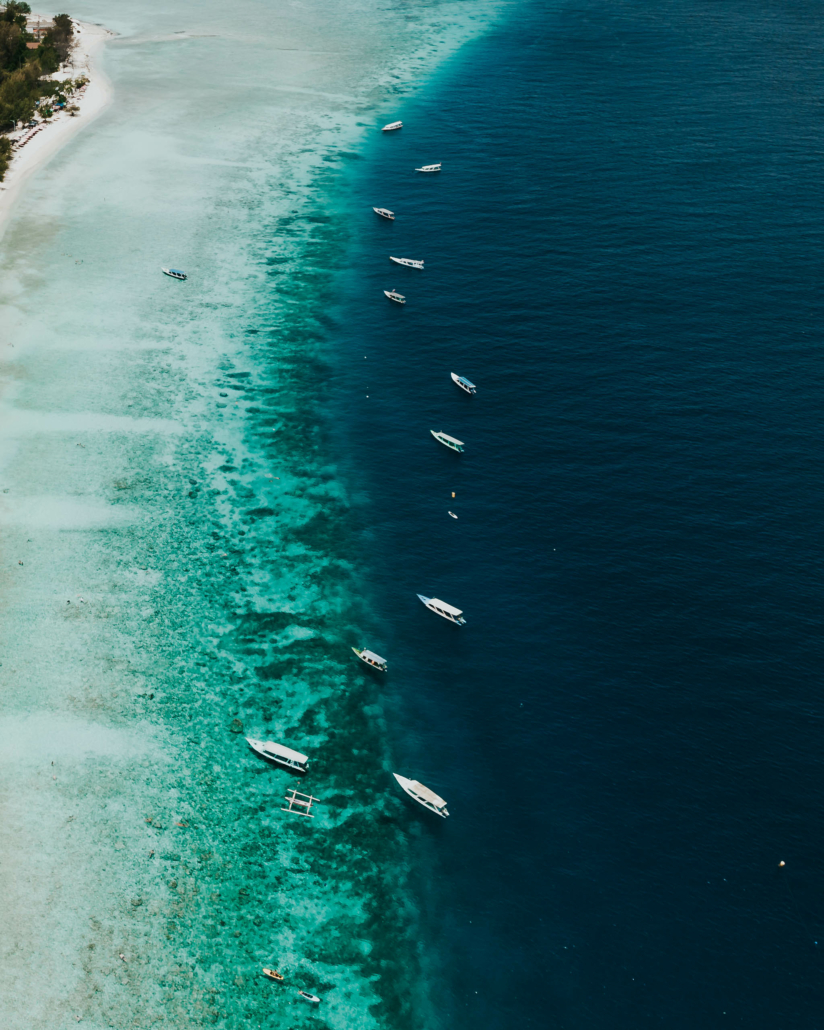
xmin=0 ymin=2 xmax=501 ymax=1027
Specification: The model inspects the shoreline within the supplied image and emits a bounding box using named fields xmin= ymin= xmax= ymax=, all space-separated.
xmin=0 ymin=17 xmax=114 ymax=243
xmin=0 ymin=2 xmax=503 ymax=1026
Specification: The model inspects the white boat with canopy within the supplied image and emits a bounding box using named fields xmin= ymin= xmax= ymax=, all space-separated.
xmin=382 ymin=120 xmax=403 ymax=131
xmin=374 ymin=207 xmax=395 ymax=220
xmin=430 ymin=430 xmax=464 ymax=453
xmin=451 ymin=373 xmax=476 ymax=395
xmin=384 ymin=289 xmax=406 ymax=304
xmin=393 ymin=773 xmax=449 ymax=817
xmin=352 ymin=647 xmax=387 ymax=671
xmin=246 ymin=737 xmax=309 ymax=773
xmin=390 ymin=256 xmax=424 ymax=269
xmin=415 ymin=163 xmax=441 ymax=172
xmin=417 ymin=594 xmax=466 ymax=625
xmin=162 ymin=267 xmax=187 ymax=280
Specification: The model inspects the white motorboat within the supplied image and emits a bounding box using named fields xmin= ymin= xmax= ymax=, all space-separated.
xmin=162 ymin=267 xmax=187 ymax=280
xmin=246 ymin=737 xmax=308 ymax=773
xmin=389 ymin=256 xmax=424 ymax=269
xmin=451 ymin=373 xmax=476 ymax=395
xmin=382 ymin=120 xmax=403 ymax=132
xmin=415 ymin=163 xmax=441 ymax=172
xmin=352 ymin=647 xmax=388 ymax=671
xmin=430 ymin=430 xmax=464 ymax=453
xmin=373 ymin=207 xmax=395 ymax=220
xmin=417 ymin=594 xmax=466 ymax=625
xmin=393 ymin=773 xmax=449 ymax=818
xmin=384 ymin=289 xmax=406 ymax=304
xmin=298 ymin=990 xmax=321 ymax=1004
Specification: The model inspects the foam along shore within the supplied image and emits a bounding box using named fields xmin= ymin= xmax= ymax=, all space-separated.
xmin=0 ymin=17 xmax=113 ymax=241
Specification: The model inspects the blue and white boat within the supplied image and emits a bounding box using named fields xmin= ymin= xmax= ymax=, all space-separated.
xmin=451 ymin=373 xmax=476 ymax=395
xmin=162 ymin=267 xmax=187 ymax=280
xmin=430 ymin=430 xmax=464 ymax=453
xmin=417 ymin=594 xmax=466 ymax=625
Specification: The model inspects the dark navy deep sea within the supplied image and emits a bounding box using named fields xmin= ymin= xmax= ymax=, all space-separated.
xmin=330 ymin=0 xmax=824 ymax=1027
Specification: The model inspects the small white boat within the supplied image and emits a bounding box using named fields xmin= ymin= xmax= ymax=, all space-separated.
xmin=246 ymin=738 xmax=308 ymax=773
xmin=382 ymin=120 xmax=403 ymax=132
xmin=298 ymin=990 xmax=321 ymax=1004
xmin=390 ymin=256 xmax=424 ymax=269
xmin=448 ymin=511 xmax=458 ymax=519
xmin=451 ymin=373 xmax=476 ymax=395
xmin=393 ymin=773 xmax=449 ymax=817
xmin=417 ymin=594 xmax=466 ymax=625
xmin=384 ymin=289 xmax=406 ymax=304
xmin=415 ymin=163 xmax=441 ymax=173
xmin=162 ymin=267 xmax=187 ymax=280
xmin=430 ymin=430 xmax=464 ymax=453
xmin=374 ymin=207 xmax=395 ymax=220
xmin=352 ymin=647 xmax=388 ymax=671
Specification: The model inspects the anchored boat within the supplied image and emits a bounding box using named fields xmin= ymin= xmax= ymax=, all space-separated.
xmin=246 ymin=737 xmax=309 ymax=773
xmin=263 ymin=969 xmax=284 ymax=983
xmin=390 ymin=256 xmax=424 ymax=269
xmin=352 ymin=647 xmax=388 ymax=671
xmin=384 ymin=289 xmax=406 ymax=304
xmin=298 ymin=990 xmax=321 ymax=1004
xmin=451 ymin=373 xmax=476 ymax=395
xmin=417 ymin=594 xmax=466 ymax=625
xmin=415 ymin=163 xmax=441 ymax=172
xmin=382 ymin=120 xmax=403 ymax=132
xmin=393 ymin=773 xmax=449 ymax=818
xmin=373 ymin=207 xmax=395 ymax=220
xmin=430 ymin=430 xmax=464 ymax=453
xmin=161 ymin=267 xmax=187 ymax=280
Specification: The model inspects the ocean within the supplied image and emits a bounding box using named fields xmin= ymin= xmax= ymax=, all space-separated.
xmin=328 ymin=1 xmax=824 ymax=1027
xmin=1 ymin=0 xmax=823 ymax=1028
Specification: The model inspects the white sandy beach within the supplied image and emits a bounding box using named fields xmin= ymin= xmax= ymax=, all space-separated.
xmin=0 ymin=17 xmax=113 ymax=241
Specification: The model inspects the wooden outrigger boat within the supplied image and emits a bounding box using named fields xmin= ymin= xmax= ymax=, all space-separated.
xmin=352 ymin=647 xmax=388 ymax=671
xmin=282 ymin=787 xmax=320 ymax=818
xmin=263 ymin=968 xmax=284 ymax=983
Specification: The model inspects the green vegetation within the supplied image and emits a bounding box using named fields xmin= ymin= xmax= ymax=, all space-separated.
xmin=0 ymin=2 xmax=83 ymax=179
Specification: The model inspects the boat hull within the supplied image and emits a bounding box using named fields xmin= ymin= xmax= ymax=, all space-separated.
xmin=430 ymin=430 xmax=464 ymax=453
xmin=246 ymin=738 xmax=308 ymax=774
xmin=389 ymin=257 xmax=424 ymax=269
xmin=451 ymin=372 xmax=476 ymax=394
xmin=393 ymin=773 xmax=449 ymax=817
xmin=417 ymin=593 xmax=466 ymax=625
xmin=352 ymin=647 xmax=387 ymax=671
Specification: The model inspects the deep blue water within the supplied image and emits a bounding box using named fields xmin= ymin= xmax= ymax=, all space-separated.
xmin=329 ymin=1 xmax=824 ymax=1026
